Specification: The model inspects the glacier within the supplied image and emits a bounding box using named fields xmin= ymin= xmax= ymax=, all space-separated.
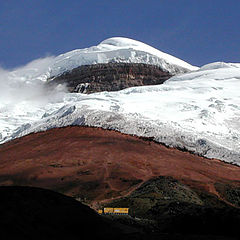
xmin=0 ymin=37 xmax=240 ymax=165
xmin=49 ymin=37 xmax=198 ymax=78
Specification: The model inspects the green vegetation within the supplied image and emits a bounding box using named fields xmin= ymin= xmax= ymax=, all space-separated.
xmin=102 ymin=176 xmax=240 ymax=237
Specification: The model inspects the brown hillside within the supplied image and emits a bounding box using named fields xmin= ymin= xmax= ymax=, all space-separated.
xmin=0 ymin=126 xmax=239 ymax=206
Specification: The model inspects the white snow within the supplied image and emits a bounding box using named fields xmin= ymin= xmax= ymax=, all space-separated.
xmin=48 ymin=37 xmax=198 ymax=77
xmin=0 ymin=37 xmax=240 ymax=165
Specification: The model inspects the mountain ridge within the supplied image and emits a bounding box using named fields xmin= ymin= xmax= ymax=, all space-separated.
xmin=1 ymin=126 xmax=239 ymax=205
xmin=0 ymin=37 xmax=240 ymax=166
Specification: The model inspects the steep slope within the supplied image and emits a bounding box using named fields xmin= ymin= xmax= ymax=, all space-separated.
xmin=48 ymin=63 xmax=173 ymax=93
xmin=0 ymin=126 xmax=239 ymax=207
xmin=46 ymin=37 xmax=198 ymax=93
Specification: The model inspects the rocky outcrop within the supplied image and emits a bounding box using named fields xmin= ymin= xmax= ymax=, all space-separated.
xmin=48 ymin=63 xmax=174 ymax=93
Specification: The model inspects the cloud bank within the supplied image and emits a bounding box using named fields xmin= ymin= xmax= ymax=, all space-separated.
xmin=0 ymin=56 xmax=67 ymax=106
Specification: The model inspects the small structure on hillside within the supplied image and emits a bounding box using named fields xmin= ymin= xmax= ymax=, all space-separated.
xmin=98 ymin=207 xmax=129 ymax=215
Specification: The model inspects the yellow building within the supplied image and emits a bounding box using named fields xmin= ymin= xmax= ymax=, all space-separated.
xmin=103 ymin=207 xmax=114 ymax=214
xmin=97 ymin=209 xmax=103 ymax=214
xmin=98 ymin=207 xmax=129 ymax=215
xmin=113 ymin=208 xmax=129 ymax=215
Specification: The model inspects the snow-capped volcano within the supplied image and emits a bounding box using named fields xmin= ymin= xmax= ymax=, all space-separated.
xmin=48 ymin=37 xmax=198 ymax=78
xmin=0 ymin=37 xmax=240 ymax=165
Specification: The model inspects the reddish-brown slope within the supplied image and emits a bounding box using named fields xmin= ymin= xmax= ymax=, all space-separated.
xmin=0 ymin=126 xmax=239 ymax=204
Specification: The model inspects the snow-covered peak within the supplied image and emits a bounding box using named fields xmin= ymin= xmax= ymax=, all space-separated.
xmin=100 ymin=37 xmax=199 ymax=70
xmin=48 ymin=37 xmax=199 ymax=78
xmin=100 ymin=37 xmax=143 ymax=48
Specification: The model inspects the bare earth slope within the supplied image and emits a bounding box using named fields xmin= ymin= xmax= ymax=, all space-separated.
xmin=0 ymin=126 xmax=239 ymax=207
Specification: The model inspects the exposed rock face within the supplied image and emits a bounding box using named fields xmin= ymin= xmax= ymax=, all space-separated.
xmin=48 ymin=63 xmax=174 ymax=93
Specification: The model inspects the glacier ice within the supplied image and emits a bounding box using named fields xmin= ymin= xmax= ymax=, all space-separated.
xmin=47 ymin=37 xmax=199 ymax=78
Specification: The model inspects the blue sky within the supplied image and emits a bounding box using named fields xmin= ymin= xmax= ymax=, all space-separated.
xmin=1 ymin=0 xmax=240 ymax=68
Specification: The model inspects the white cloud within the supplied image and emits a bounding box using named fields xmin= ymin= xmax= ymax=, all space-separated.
xmin=0 ymin=56 xmax=67 ymax=105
